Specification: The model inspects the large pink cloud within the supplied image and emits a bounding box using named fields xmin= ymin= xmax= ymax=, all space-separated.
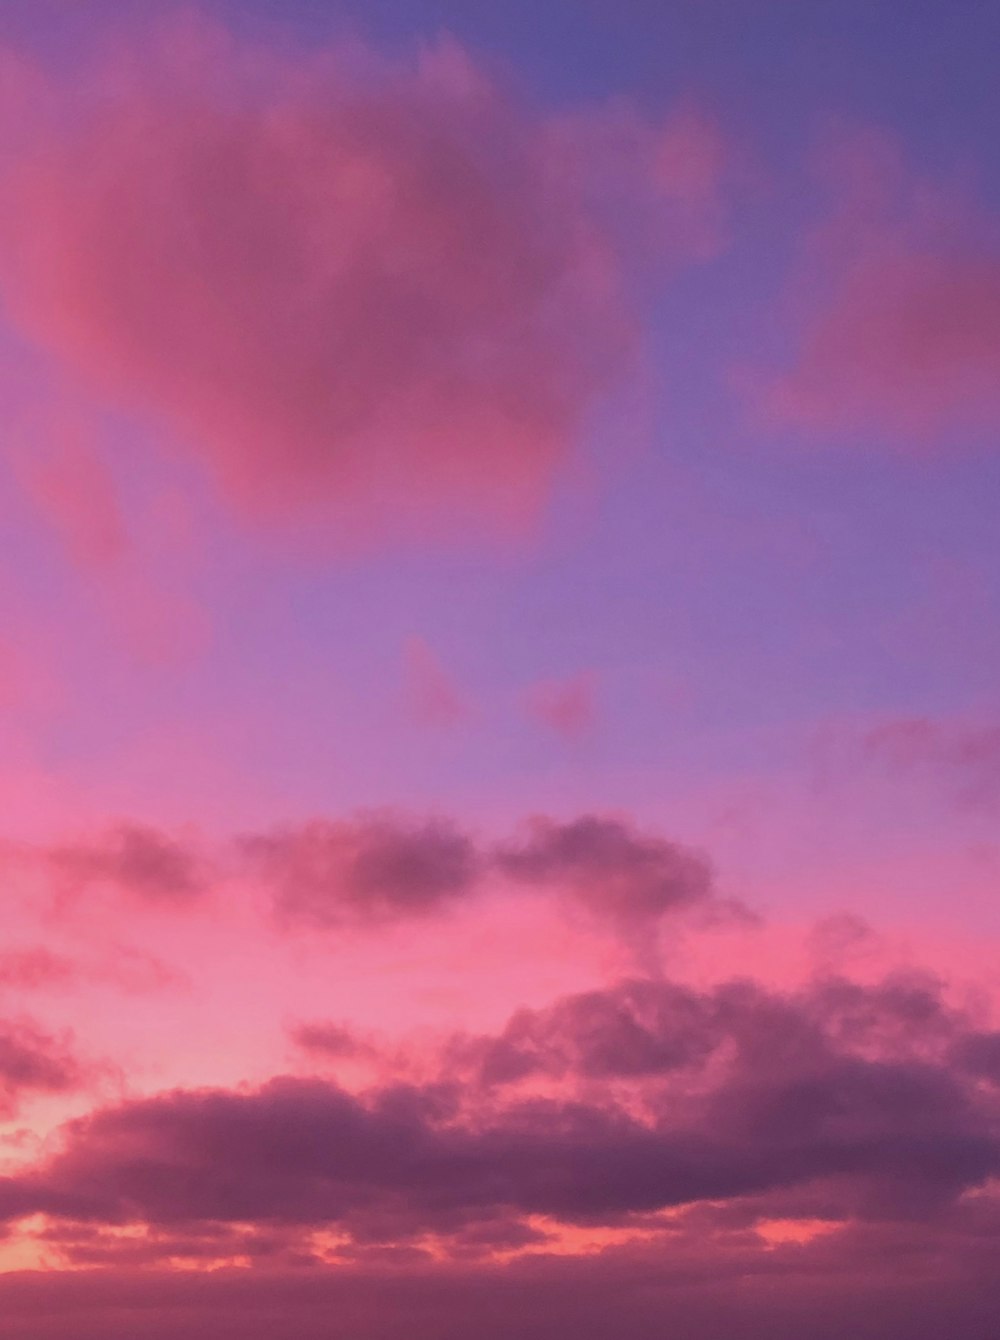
xmin=0 ymin=21 xmax=728 ymax=543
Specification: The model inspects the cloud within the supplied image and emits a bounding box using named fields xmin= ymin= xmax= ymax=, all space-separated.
xmin=1 ymin=1251 xmax=1000 ymax=1340
xmin=290 ymin=1023 xmax=377 ymax=1062
xmin=0 ymin=949 xmax=77 ymax=992
xmin=44 ymin=822 xmax=208 ymax=905
xmin=1 ymin=965 xmax=998 ymax=1247
xmin=10 ymin=417 xmax=127 ymax=569
xmin=524 ymin=671 xmax=598 ymax=740
xmin=863 ymin=715 xmax=1000 ymax=812
xmin=0 ymin=19 xmax=729 ymax=545
xmin=0 ymin=1018 xmax=85 ymax=1116
xmin=451 ymin=977 xmax=721 ymax=1086
xmin=402 ymin=637 xmax=468 ymax=728
xmin=449 ymin=969 xmax=972 ymax=1094
xmin=754 ymin=129 xmax=1000 ymax=444
xmin=244 ymin=810 xmax=724 ymax=945
xmin=244 ymin=814 xmax=481 ymax=929
xmin=495 ymin=815 xmax=714 ymax=936
xmin=7 ymin=809 xmax=721 ymax=950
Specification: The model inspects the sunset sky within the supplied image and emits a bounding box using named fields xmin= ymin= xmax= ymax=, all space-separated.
xmin=0 ymin=2 xmax=999 ymax=1336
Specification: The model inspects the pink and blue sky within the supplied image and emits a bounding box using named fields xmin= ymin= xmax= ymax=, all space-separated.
xmin=0 ymin=2 xmax=999 ymax=1336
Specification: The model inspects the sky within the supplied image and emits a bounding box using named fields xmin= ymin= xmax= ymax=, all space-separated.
xmin=0 ymin=1 xmax=998 ymax=1336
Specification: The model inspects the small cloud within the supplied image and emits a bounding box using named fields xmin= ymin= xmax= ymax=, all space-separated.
xmin=746 ymin=128 xmax=1000 ymax=448
xmin=495 ymin=813 xmax=714 ymax=945
xmin=403 ymin=638 xmax=468 ymax=728
xmin=864 ymin=715 xmax=1000 ymax=812
xmin=45 ymin=822 xmax=209 ymax=906
xmin=0 ymin=1018 xmax=87 ymax=1117
xmin=243 ymin=812 xmax=481 ymax=930
xmin=524 ymin=671 xmax=598 ymax=740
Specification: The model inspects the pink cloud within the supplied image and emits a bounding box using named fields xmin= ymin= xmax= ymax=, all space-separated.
xmin=3 ymin=392 xmax=208 ymax=663
xmin=243 ymin=813 xmax=481 ymax=929
xmin=290 ymin=1022 xmax=377 ymax=1062
xmin=0 ymin=949 xmax=77 ymax=992
xmin=44 ymin=822 xmax=209 ymax=906
xmin=7 ymin=808 xmax=726 ymax=952
xmin=754 ymin=130 xmax=1000 ymax=443
xmin=650 ymin=103 xmax=734 ymax=261
xmin=525 ymin=671 xmax=599 ymax=739
xmin=864 ymin=715 xmax=1000 ymax=812
xmin=0 ymin=21 xmax=730 ymax=545
xmin=238 ymin=810 xmax=726 ymax=959
xmin=11 ymin=420 xmax=127 ymax=569
xmin=495 ymin=814 xmax=715 ymax=942
xmin=0 ymin=1018 xmax=85 ymax=1117
xmin=403 ymin=637 xmax=468 ymax=727
xmin=549 ymin=97 xmax=735 ymax=267
xmin=0 ymin=797 xmax=994 ymax=1327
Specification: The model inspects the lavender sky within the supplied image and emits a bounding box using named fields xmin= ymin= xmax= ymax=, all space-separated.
xmin=0 ymin=2 xmax=998 ymax=1336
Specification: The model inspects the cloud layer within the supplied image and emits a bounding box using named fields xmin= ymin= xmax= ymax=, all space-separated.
xmin=1 ymin=964 xmax=997 ymax=1255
